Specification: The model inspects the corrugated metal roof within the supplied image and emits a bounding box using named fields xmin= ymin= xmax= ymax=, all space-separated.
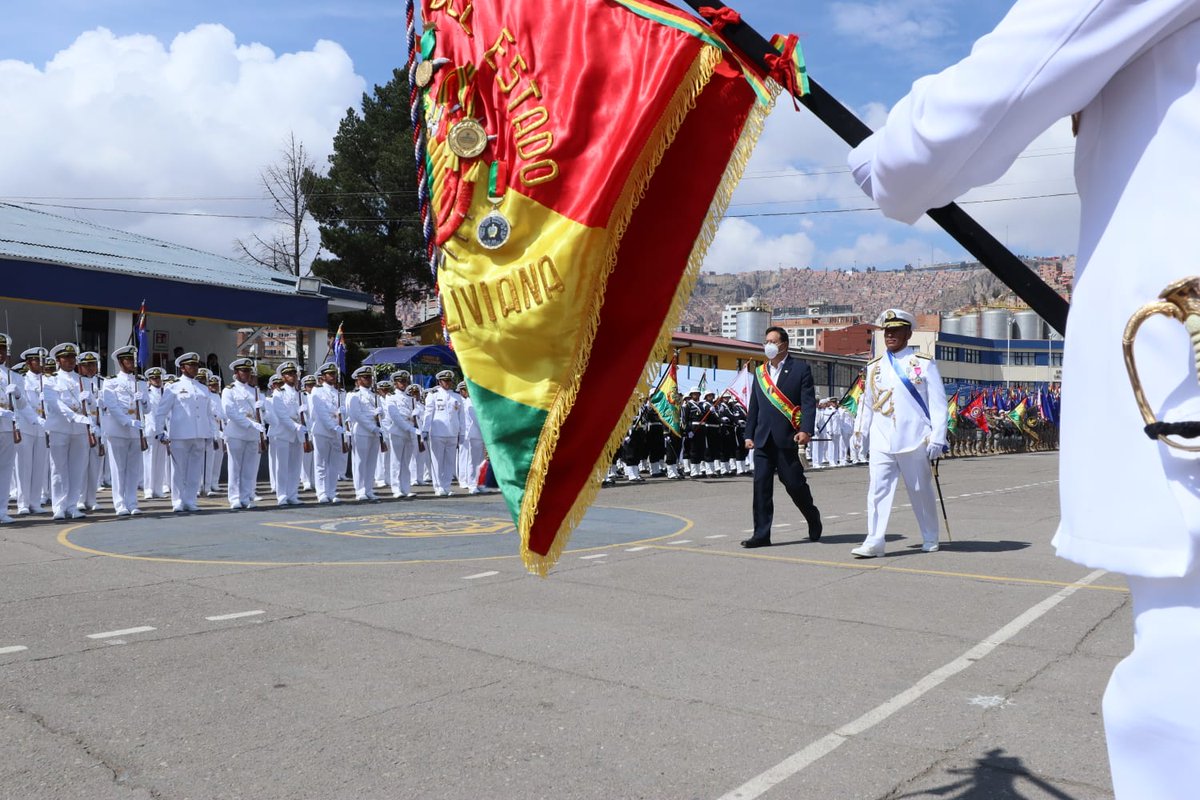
xmin=0 ymin=202 xmax=302 ymax=296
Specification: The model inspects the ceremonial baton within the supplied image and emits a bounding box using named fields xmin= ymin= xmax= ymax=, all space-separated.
xmin=677 ymin=0 xmax=1070 ymax=335
xmin=932 ymin=458 xmax=952 ymax=542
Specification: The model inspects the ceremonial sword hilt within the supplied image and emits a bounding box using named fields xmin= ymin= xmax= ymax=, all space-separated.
xmin=1123 ymin=277 xmax=1200 ymax=451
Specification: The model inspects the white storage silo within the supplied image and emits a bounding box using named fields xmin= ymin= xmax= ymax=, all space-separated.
xmin=736 ymin=309 xmax=771 ymax=344
xmin=1013 ymin=309 xmax=1043 ymax=340
xmin=959 ymin=312 xmax=980 ymax=338
xmin=941 ymin=313 xmax=962 ymax=335
xmin=981 ymin=308 xmax=1011 ymax=340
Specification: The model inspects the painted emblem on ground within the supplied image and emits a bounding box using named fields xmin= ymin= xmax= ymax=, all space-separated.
xmin=58 ymin=502 xmax=690 ymax=566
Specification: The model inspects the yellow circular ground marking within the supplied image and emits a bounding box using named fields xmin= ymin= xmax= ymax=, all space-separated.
xmin=262 ymin=511 xmax=516 ymax=540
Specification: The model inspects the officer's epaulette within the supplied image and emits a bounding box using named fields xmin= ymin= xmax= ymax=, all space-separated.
xmin=915 ymin=353 xmax=932 ymax=360
xmin=867 ymin=356 xmax=882 ymax=366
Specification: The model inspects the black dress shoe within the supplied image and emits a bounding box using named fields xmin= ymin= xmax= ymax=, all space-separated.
xmin=807 ymin=516 xmax=823 ymax=542
xmin=741 ymin=538 xmax=771 ymax=548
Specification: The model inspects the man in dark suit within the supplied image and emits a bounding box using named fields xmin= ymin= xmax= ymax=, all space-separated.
xmin=742 ymin=326 xmax=822 ymax=547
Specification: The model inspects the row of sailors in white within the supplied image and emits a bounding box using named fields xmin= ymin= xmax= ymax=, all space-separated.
xmin=808 ymin=399 xmax=867 ymax=468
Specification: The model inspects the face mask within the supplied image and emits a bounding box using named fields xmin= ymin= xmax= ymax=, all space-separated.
xmin=763 ymin=342 xmax=780 ymax=360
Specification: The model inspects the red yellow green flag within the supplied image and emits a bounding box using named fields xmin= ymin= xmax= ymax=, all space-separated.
xmin=840 ymin=375 xmax=865 ymax=415
xmin=649 ymin=356 xmax=682 ymax=437
xmin=419 ymin=0 xmax=780 ymax=574
xmin=946 ymin=392 xmax=959 ymax=434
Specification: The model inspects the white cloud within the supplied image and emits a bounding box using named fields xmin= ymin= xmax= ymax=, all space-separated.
xmin=830 ymin=1 xmax=954 ymax=55
xmin=0 ymin=24 xmax=365 ymax=267
xmin=702 ymin=217 xmax=816 ymax=273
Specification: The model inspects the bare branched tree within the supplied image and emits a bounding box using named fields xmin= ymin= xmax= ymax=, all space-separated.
xmin=237 ymin=132 xmax=319 ymax=276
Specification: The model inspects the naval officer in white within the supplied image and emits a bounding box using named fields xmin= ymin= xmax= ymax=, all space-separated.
xmin=851 ymin=310 xmax=947 ymax=558
xmin=847 ymin=2 xmax=1200 ymax=794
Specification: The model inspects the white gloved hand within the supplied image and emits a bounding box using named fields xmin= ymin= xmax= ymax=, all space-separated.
xmin=927 ymin=443 xmax=945 ymax=462
xmin=251 ymin=422 xmax=265 ymax=434
xmin=5 ymin=384 xmax=17 ymax=395
xmin=131 ymin=420 xmax=143 ymax=430
xmin=74 ymin=414 xmax=91 ymax=426
xmin=80 ymin=391 xmax=92 ymax=401
xmin=133 ymin=392 xmax=145 ymax=401
xmin=254 ymin=400 xmax=264 ymax=409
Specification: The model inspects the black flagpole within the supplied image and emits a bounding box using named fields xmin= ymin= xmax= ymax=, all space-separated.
xmin=677 ymin=0 xmax=1070 ymax=336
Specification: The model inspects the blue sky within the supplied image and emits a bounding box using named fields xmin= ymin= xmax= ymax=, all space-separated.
xmin=0 ymin=1 xmax=1079 ymax=273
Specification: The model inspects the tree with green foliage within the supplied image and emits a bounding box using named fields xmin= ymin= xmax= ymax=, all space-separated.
xmin=306 ymin=69 xmax=432 ymax=331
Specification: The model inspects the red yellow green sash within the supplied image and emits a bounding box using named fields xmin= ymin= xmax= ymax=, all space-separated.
xmin=756 ymin=364 xmax=802 ymax=430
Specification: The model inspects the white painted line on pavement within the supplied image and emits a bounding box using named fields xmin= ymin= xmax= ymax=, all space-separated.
xmin=462 ymin=571 xmax=500 ymax=580
xmin=0 ymin=645 xmax=28 ymax=655
xmin=716 ymin=568 xmax=1108 ymax=800
xmin=705 ymin=535 xmax=728 ymax=539
xmin=87 ymin=626 xmax=156 ymax=640
xmin=579 ymin=554 xmax=608 ymax=560
xmin=667 ymin=540 xmax=693 ymax=545
xmin=825 ymin=515 xmax=840 ymax=519
xmin=776 ymin=523 xmax=791 ymax=528
xmin=625 ymin=547 xmax=650 ymax=552
xmin=206 ymin=610 xmax=265 ymax=622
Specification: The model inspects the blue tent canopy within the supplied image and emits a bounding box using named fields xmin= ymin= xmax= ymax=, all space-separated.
xmin=361 ymin=344 xmax=458 ymax=368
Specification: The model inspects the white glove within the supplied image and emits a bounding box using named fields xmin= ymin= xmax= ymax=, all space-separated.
xmin=133 ymin=391 xmax=145 ymax=401
xmin=74 ymin=414 xmax=91 ymax=426
xmin=927 ymin=443 xmax=945 ymax=462
xmin=251 ymin=422 xmax=266 ymax=434
xmin=334 ymin=425 xmax=345 ymax=435
xmin=5 ymin=384 xmax=17 ymax=395
xmin=80 ymin=391 xmax=92 ymax=401
xmin=254 ymin=400 xmax=264 ymax=409
xmin=131 ymin=420 xmax=143 ymax=430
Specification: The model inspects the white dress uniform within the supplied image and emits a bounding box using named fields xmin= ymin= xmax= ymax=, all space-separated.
xmin=142 ymin=380 xmax=170 ymax=498
xmin=300 ymin=388 xmax=315 ymax=492
xmin=153 ymin=371 xmax=212 ymax=511
xmin=846 ymin=4 xmax=1200 ymax=793
xmin=346 ymin=383 xmax=383 ymax=501
xmin=79 ymin=369 xmax=104 ymax=510
xmin=0 ymin=360 xmax=28 ymax=522
xmin=16 ymin=362 xmax=49 ymax=514
xmin=308 ymin=378 xmax=346 ymax=503
xmin=852 ymin=337 xmax=948 ymax=556
xmin=98 ymin=368 xmax=147 ymax=515
xmin=423 ymin=384 xmax=465 ymax=496
xmin=383 ymin=390 xmax=419 ymax=497
xmin=460 ymin=396 xmax=486 ymax=493
xmin=221 ymin=374 xmax=265 ymax=509
xmin=269 ymin=381 xmax=305 ymax=505
xmin=205 ymin=386 xmax=226 ymax=494
xmin=43 ymin=359 xmax=94 ymax=520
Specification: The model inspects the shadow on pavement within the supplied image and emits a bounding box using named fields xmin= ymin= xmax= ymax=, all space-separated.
xmin=895 ymin=747 xmax=1079 ymax=799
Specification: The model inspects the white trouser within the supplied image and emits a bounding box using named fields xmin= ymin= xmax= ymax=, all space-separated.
xmin=225 ymin=437 xmax=261 ymax=508
xmin=351 ymin=433 xmax=380 ymax=499
xmin=48 ymin=431 xmax=89 ymax=516
xmin=376 ymin=443 xmax=391 ymax=485
xmin=462 ymin=437 xmax=485 ymax=490
xmin=0 ymin=435 xmax=15 ymax=516
xmin=83 ymin=439 xmax=102 ymax=507
xmin=168 ymin=438 xmax=205 ymax=509
xmin=413 ymin=442 xmax=431 ymax=483
xmin=301 ymin=445 xmax=314 ymax=489
xmin=388 ymin=433 xmax=416 ymax=496
xmin=862 ymin=447 xmax=939 ymax=550
xmin=206 ymin=438 xmax=224 ymax=490
xmin=429 ymin=435 xmax=458 ymax=493
xmin=1105 ymin=573 xmax=1200 ymax=799
xmin=312 ymin=434 xmax=342 ymax=502
xmin=143 ymin=439 xmax=169 ymax=497
xmin=106 ymin=436 xmax=143 ymax=513
xmin=339 ymin=439 xmax=350 ymax=480
xmin=271 ymin=437 xmax=301 ymax=503
xmin=15 ymin=430 xmax=48 ymax=511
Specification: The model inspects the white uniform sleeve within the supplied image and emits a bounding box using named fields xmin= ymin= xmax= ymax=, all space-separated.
xmin=849 ymin=0 xmax=1200 ymax=223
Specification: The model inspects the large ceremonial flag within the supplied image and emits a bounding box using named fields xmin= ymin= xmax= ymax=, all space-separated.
xmin=419 ymin=0 xmax=784 ymax=573
xmin=649 ymin=357 xmax=682 ymax=437
xmin=946 ymin=391 xmax=959 ymax=435
xmin=331 ymin=322 xmax=347 ymax=377
xmin=963 ymin=392 xmax=989 ymax=433
xmin=840 ymin=374 xmax=864 ymax=415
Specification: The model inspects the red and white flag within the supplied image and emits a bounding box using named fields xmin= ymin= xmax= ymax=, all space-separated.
xmin=725 ymin=366 xmax=753 ymax=411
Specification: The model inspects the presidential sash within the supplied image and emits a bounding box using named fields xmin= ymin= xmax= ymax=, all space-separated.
xmin=756 ymin=364 xmax=802 ymax=430
xmin=886 ymin=351 xmax=930 ymax=422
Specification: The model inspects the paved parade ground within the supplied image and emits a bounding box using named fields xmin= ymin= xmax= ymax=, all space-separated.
xmin=1 ymin=451 xmax=1125 ymax=799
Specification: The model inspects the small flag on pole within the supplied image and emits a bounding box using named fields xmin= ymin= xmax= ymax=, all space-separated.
xmin=332 ymin=322 xmax=347 ymax=377
xmin=136 ymin=300 xmax=148 ymax=370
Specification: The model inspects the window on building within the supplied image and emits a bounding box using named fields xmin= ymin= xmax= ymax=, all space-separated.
xmin=686 ymin=352 xmax=717 ymax=370
xmin=1050 ymin=352 xmax=1064 ymax=366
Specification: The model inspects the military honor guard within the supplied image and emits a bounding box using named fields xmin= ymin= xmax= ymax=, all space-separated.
xmin=152 ymin=352 xmax=213 ymax=512
xmin=98 ymin=346 xmax=148 ymax=516
xmin=205 ymin=374 xmax=226 ymax=495
xmin=15 ymin=347 xmax=49 ymax=515
xmin=267 ymin=362 xmax=307 ymax=505
xmin=457 ymin=381 xmax=487 ymax=494
xmin=42 ymin=343 xmax=97 ymax=520
xmin=221 ymin=358 xmax=265 ymax=510
xmin=299 ymin=374 xmax=318 ymax=492
xmin=308 ymin=363 xmax=347 ymax=504
xmin=406 ymin=383 xmax=431 ymax=486
xmin=345 ymin=366 xmax=385 ymax=502
xmin=0 ymin=334 xmax=29 ymax=523
xmin=850 ymin=310 xmax=948 ymax=558
xmin=141 ymin=367 xmax=170 ymax=499
xmin=423 ymin=369 xmax=466 ymax=497
xmin=76 ymin=351 xmax=104 ymax=511
xmin=383 ymin=371 xmax=419 ymax=499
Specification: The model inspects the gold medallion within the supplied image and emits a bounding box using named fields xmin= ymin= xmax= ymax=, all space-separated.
xmin=415 ymin=60 xmax=434 ymax=88
xmin=447 ymin=119 xmax=488 ymax=159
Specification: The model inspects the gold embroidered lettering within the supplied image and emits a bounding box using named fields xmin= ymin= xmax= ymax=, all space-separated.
xmin=539 ymin=256 xmax=566 ymax=297
xmin=498 ymin=277 xmax=521 ymax=318
xmin=511 ymin=107 xmax=548 ymax=139
xmin=520 ymin=159 xmax=559 ymax=187
xmin=518 ymin=265 xmax=543 ymax=309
